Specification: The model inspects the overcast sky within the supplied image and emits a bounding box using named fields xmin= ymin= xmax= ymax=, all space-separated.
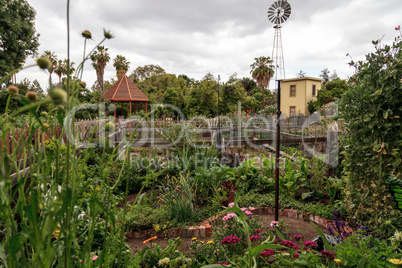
xmin=20 ymin=0 xmax=402 ymax=90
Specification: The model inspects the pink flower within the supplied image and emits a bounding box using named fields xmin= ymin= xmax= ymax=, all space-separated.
xmin=256 ymin=228 xmax=262 ymax=233
xmin=281 ymin=240 xmax=300 ymax=250
xmin=293 ymin=252 xmax=299 ymax=259
xmin=222 ymin=212 xmax=236 ymax=221
xmin=221 ymin=235 xmax=241 ymax=244
xmin=260 ymin=249 xmax=275 ymax=258
xmin=303 ymin=240 xmax=317 ymax=249
xmin=294 ymin=234 xmax=303 ymax=241
xmin=320 ymin=250 xmax=335 ymax=260
xmin=250 ymin=234 xmax=262 ymax=241
xmin=79 ymin=260 xmax=83 ymax=263
xmin=228 ymin=202 xmax=234 ymax=207
xmin=270 ymin=221 xmax=279 ymax=227
xmin=90 ymin=252 xmax=94 ymax=256
xmin=395 ymin=25 xmax=400 ymax=31
xmin=244 ymin=210 xmax=253 ymax=215
xmin=92 ymin=255 xmax=98 ymax=261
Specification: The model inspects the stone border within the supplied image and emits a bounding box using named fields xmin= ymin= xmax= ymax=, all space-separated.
xmin=126 ymin=207 xmax=332 ymax=239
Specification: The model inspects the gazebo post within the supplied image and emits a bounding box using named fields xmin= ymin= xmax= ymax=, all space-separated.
xmin=146 ymin=102 xmax=148 ymax=113
xmin=134 ymin=102 xmax=136 ymax=114
xmin=129 ymin=101 xmax=132 ymax=115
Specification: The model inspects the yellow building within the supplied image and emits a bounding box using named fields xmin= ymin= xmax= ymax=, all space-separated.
xmin=280 ymin=77 xmax=323 ymax=116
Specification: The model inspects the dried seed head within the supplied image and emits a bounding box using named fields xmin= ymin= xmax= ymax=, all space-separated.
xmin=6 ymin=86 xmax=19 ymax=95
xmin=42 ymin=123 xmax=49 ymax=129
xmin=81 ymin=30 xmax=92 ymax=39
xmin=105 ymin=122 xmax=115 ymax=132
xmin=37 ymin=57 xmax=52 ymax=69
xmin=49 ymin=88 xmax=67 ymax=104
xmin=80 ymin=81 xmax=87 ymax=88
xmin=103 ymin=29 xmax=113 ymax=39
xmin=26 ymin=91 xmax=38 ymax=101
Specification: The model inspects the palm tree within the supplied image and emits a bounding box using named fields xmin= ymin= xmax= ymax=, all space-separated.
xmin=113 ymin=55 xmax=130 ymax=79
xmin=250 ymin=56 xmax=274 ymax=108
xmin=43 ymin=50 xmax=58 ymax=76
xmin=54 ymin=59 xmax=65 ymax=86
xmin=53 ymin=59 xmax=75 ymax=87
xmin=91 ymin=46 xmax=110 ymax=94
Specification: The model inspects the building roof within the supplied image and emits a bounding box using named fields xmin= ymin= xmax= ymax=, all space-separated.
xmin=281 ymin=77 xmax=324 ymax=83
xmin=100 ymin=74 xmax=149 ymax=102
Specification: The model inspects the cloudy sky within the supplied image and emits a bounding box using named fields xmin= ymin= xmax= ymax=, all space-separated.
xmin=20 ymin=0 xmax=402 ymax=90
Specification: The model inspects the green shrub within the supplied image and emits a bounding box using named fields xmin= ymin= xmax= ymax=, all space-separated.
xmin=340 ymin=38 xmax=402 ymax=236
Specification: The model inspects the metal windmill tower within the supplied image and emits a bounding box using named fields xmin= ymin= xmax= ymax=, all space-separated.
xmin=268 ymin=0 xmax=291 ymax=82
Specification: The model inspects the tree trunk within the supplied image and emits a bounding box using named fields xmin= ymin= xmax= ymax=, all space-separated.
xmin=96 ymin=69 xmax=104 ymax=94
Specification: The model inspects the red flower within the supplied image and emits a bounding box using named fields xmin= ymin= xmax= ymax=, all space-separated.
xmin=395 ymin=25 xmax=401 ymax=31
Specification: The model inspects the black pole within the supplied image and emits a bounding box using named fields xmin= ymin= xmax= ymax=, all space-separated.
xmin=218 ymin=75 xmax=221 ymax=161
xmin=275 ymin=80 xmax=281 ymax=221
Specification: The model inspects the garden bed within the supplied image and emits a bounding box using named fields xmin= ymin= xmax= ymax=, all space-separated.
xmin=127 ymin=212 xmax=330 ymax=254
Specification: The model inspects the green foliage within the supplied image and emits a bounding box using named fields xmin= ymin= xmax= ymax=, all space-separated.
xmin=333 ymin=233 xmax=401 ymax=267
xmin=308 ymin=79 xmax=349 ymax=113
xmin=0 ymin=0 xmax=40 ymax=80
xmin=220 ymin=74 xmax=248 ymax=114
xmin=0 ymin=78 xmax=45 ymax=114
xmin=340 ymin=38 xmax=402 ymax=236
xmin=186 ymin=73 xmax=218 ymax=117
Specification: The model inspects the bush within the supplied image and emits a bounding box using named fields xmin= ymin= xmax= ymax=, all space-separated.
xmin=339 ymin=38 xmax=402 ymax=236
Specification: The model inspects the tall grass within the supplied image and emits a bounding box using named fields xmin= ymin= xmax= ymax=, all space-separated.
xmin=0 ymin=1 xmax=145 ymax=266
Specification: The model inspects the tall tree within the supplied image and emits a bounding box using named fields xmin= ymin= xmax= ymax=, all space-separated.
xmin=113 ymin=55 xmax=130 ymax=79
xmin=186 ymin=73 xmax=218 ymax=117
xmin=240 ymin=77 xmax=257 ymax=94
xmin=0 ymin=0 xmax=40 ymax=81
xmin=129 ymin=64 xmax=165 ymax=82
xmin=296 ymin=70 xmax=306 ymax=78
xmin=319 ymin=68 xmax=331 ymax=85
xmin=90 ymin=46 xmax=110 ymax=94
xmin=54 ymin=60 xmax=65 ymax=86
xmin=53 ymin=59 xmax=75 ymax=86
xmin=250 ymin=56 xmax=274 ymax=107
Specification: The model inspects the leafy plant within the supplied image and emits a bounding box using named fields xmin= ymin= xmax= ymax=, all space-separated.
xmin=340 ymin=36 xmax=402 ymax=236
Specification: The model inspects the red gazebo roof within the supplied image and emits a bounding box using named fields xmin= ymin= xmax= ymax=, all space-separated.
xmin=100 ymin=73 xmax=149 ymax=102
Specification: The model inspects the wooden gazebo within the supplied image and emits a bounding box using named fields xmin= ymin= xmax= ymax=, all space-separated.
xmin=100 ymin=73 xmax=149 ymax=118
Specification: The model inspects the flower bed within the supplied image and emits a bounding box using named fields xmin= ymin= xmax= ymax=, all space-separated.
xmin=126 ymin=206 xmax=334 ymax=239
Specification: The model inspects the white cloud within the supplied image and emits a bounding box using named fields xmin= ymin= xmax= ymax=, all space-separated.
xmin=18 ymin=0 xmax=402 ymax=90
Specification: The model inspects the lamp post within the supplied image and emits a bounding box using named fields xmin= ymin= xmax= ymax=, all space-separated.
xmin=217 ymin=75 xmax=221 ymax=160
xmin=274 ymin=79 xmax=282 ymax=222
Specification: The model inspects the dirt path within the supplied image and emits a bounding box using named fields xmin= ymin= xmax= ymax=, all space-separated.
xmin=127 ymin=214 xmax=329 ymax=254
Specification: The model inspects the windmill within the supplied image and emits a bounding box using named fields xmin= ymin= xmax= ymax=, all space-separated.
xmin=268 ymin=0 xmax=291 ymax=83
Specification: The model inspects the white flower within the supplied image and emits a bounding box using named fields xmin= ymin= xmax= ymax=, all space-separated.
xmin=158 ymin=257 xmax=170 ymax=266
xmin=390 ymin=230 xmax=402 ymax=246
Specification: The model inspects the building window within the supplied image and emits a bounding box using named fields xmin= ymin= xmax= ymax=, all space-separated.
xmin=290 ymin=85 xmax=296 ymax=96
xmin=290 ymin=106 xmax=296 ymax=116
xmin=312 ymin=85 xmax=316 ymax=96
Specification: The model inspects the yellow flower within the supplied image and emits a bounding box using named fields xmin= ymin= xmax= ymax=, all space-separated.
xmin=334 ymin=259 xmax=342 ymax=264
xmin=192 ymin=237 xmax=197 ymax=241
xmin=53 ymin=225 xmax=61 ymax=240
xmin=153 ymin=224 xmax=161 ymax=232
xmin=207 ymin=240 xmax=214 ymax=245
xmin=389 ymin=259 xmax=402 ymax=265
xmin=201 ymin=241 xmax=205 ymax=244
xmin=95 ymin=186 xmax=100 ymax=191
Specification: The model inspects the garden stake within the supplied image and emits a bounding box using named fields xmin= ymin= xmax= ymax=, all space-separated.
xmin=275 ymin=79 xmax=282 ymax=221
